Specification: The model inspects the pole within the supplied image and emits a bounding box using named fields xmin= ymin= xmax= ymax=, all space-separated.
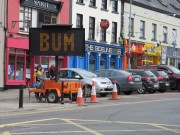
xmin=19 ymin=84 xmax=24 ymax=108
xmin=128 ymin=0 xmax=132 ymax=69
xmin=61 ymin=81 xmax=64 ymax=104
xmin=55 ymin=56 xmax=59 ymax=82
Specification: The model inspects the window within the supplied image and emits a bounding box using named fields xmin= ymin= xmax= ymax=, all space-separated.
xmin=100 ymin=29 xmax=106 ymax=42
xmin=101 ymin=0 xmax=107 ymax=10
xmin=112 ymin=0 xmax=118 ymax=12
xmin=89 ymin=17 xmax=95 ymax=40
xmin=77 ymin=0 xmax=84 ymax=4
xmin=172 ymin=29 xmax=177 ymax=46
xmin=90 ymin=0 xmax=96 ymax=7
xmin=140 ymin=20 xmax=145 ymax=38
xmin=163 ymin=26 xmax=168 ymax=42
xmin=76 ymin=14 xmax=83 ymax=28
xmin=152 ymin=23 xmax=157 ymax=40
xmin=111 ymin=22 xmax=117 ymax=43
xmin=19 ymin=6 xmax=32 ymax=32
xmin=38 ymin=11 xmax=57 ymax=27
xmin=130 ymin=18 xmax=134 ymax=37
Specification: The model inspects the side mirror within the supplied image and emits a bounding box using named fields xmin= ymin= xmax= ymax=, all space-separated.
xmin=75 ymin=75 xmax=81 ymax=79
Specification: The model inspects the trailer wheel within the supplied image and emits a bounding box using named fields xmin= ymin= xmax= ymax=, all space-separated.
xmin=47 ymin=91 xmax=59 ymax=103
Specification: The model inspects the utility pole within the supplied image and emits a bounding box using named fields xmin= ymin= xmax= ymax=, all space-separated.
xmin=128 ymin=0 xmax=132 ymax=69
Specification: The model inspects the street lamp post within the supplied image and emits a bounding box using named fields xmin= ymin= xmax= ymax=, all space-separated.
xmin=128 ymin=0 xmax=132 ymax=69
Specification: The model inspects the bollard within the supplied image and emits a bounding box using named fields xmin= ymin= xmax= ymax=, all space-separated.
xmin=19 ymin=84 xmax=24 ymax=108
xmin=70 ymin=83 xmax=72 ymax=104
xmin=61 ymin=81 xmax=64 ymax=104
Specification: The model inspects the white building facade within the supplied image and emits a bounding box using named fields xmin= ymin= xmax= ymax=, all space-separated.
xmin=68 ymin=0 xmax=125 ymax=71
xmin=123 ymin=0 xmax=180 ymax=69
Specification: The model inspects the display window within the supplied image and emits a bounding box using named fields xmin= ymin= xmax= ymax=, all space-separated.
xmin=100 ymin=54 xmax=106 ymax=69
xmin=89 ymin=53 xmax=96 ymax=71
xmin=7 ymin=48 xmax=26 ymax=85
xmin=110 ymin=56 xmax=116 ymax=69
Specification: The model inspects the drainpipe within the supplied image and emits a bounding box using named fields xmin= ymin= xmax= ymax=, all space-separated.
xmin=3 ymin=0 xmax=8 ymax=90
xmin=120 ymin=0 xmax=125 ymax=46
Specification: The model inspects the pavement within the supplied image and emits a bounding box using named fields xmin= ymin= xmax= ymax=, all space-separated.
xmin=0 ymin=88 xmax=74 ymax=113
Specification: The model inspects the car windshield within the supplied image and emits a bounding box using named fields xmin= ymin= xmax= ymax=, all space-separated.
xmin=77 ymin=70 xmax=97 ymax=78
xmin=157 ymin=71 xmax=167 ymax=76
xmin=169 ymin=66 xmax=180 ymax=74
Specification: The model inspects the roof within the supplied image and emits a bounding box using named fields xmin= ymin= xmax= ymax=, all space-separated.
xmin=124 ymin=0 xmax=180 ymax=18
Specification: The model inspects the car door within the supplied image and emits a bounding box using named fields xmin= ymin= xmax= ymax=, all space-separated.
xmin=59 ymin=70 xmax=80 ymax=82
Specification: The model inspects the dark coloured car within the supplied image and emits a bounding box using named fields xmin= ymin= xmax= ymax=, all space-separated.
xmin=137 ymin=65 xmax=180 ymax=91
xmin=150 ymin=70 xmax=169 ymax=92
xmin=94 ymin=69 xmax=142 ymax=95
xmin=127 ymin=69 xmax=159 ymax=94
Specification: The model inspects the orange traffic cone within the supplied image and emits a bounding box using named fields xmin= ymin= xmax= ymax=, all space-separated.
xmin=76 ymin=82 xmax=87 ymax=106
xmin=111 ymin=80 xmax=119 ymax=100
xmin=90 ymin=81 xmax=98 ymax=103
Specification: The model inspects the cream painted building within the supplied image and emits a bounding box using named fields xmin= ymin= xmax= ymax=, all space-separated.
xmin=0 ymin=0 xmax=7 ymax=90
xmin=123 ymin=0 xmax=180 ymax=68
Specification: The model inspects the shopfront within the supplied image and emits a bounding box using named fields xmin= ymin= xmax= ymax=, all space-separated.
xmin=143 ymin=43 xmax=161 ymax=65
xmin=68 ymin=41 xmax=125 ymax=71
xmin=123 ymin=40 xmax=144 ymax=70
xmin=6 ymin=0 xmax=67 ymax=86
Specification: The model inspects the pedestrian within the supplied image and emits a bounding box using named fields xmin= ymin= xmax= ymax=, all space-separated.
xmin=49 ymin=64 xmax=56 ymax=80
xmin=33 ymin=65 xmax=43 ymax=88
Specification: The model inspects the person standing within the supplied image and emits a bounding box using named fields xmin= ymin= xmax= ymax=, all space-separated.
xmin=49 ymin=64 xmax=56 ymax=80
xmin=33 ymin=65 xmax=43 ymax=88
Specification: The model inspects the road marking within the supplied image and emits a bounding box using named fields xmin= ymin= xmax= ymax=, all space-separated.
xmin=62 ymin=119 xmax=102 ymax=135
xmin=0 ymin=131 xmax=11 ymax=135
xmin=0 ymin=98 xmax=180 ymax=118
xmin=151 ymin=124 xmax=180 ymax=134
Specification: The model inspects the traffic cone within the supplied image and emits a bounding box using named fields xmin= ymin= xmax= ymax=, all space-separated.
xmin=111 ymin=80 xmax=119 ymax=100
xmin=90 ymin=81 xmax=97 ymax=103
xmin=76 ymin=82 xmax=87 ymax=106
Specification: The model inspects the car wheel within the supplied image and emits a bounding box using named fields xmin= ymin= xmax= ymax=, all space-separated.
xmin=116 ymin=84 xmax=121 ymax=95
xmin=47 ymin=91 xmax=59 ymax=103
xmin=137 ymin=84 xmax=146 ymax=94
xmin=84 ymin=85 xmax=92 ymax=96
xmin=99 ymin=93 xmax=108 ymax=97
xmin=147 ymin=88 xmax=156 ymax=94
xmin=177 ymin=82 xmax=180 ymax=92
xmin=123 ymin=90 xmax=133 ymax=95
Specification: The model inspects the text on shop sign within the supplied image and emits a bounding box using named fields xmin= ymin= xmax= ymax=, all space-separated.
xmin=86 ymin=44 xmax=122 ymax=55
xmin=29 ymin=28 xmax=85 ymax=56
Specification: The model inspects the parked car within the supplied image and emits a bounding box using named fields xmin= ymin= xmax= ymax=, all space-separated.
xmin=127 ymin=69 xmax=159 ymax=94
xmin=59 ymin=68 xmax=113 ymax=97
xmin=94 ymin=69 xmax=142 ymax=95
xmin=150 ymin=69 xmax=169 ymax=92
xmin=137 ymin=65 xmax=180 ymax=91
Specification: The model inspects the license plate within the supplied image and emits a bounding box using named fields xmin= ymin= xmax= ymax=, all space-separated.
xmin=135 ymin=78 xmax=140 ymax=81
xmin=166 ymin=83 xmax=169 ymax=86
xmin=154 ymin=84 xmax=158 ymax=88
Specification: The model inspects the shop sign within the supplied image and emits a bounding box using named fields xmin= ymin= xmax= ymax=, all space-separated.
xmin=100 ymin=19 xmax=110 ymax=29
xmin=85 ymin=44 xmax=122 ymax=55
xmin=20 ymin=0 xmax=63 ymax=13
xmin=29 ymin=28 xmax=85 ymax=56
xmin=144 ymin=43 xmax=161 ymax=56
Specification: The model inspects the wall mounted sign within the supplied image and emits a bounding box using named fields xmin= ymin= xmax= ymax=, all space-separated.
xmin=29 ymin=28 xmax=85 ymax=56
xmin=85 ymin=44 xmax=122 ymax=55
xmin=20 ymin=0 xmax=63 ymax=13
xmin=100 ymin=19 xmax=110 ymax=29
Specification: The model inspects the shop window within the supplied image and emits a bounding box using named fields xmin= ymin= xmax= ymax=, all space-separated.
xmin=112 ymin=0 xmax=118 ymax=12
xmin=89 ymin=59 xmax=95 ymax=71
xmin=140 ymin=20 xmax=145 ymax=39
xmin=76 ymin=14 xmax=83 ymax=28
xmin=26 ymin=55 xmax=31 ymax=81
xmin=8 ymin=49 xmax=25 ymax=81
xmin=111 ymin=22 xmax=117 ymax=43
xmin=41 ymin=57 xmax=49 ymax=71
xmin=89 ymin=17 xmax=95 ymax=40
xmin=170 ymin=58 xmax=175 ymax=66
xmin=110 ymin=57 xmax=116 ymax=69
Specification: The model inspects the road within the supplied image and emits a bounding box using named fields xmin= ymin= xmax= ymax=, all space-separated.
xmin=0 ymin=92 xmax=180 ymax=135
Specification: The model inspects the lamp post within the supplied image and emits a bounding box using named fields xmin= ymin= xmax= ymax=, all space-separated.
xmin=128 ymin=0 xmax=132 ymax=69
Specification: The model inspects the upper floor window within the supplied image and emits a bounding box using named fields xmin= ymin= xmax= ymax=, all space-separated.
xmin=77 ymin=0 xmax=84 ymax=4
xmin=140 ymin=20 xmax=145 ymax=39
xmin=76 ymin=14 xmax=83 ymax=28
xmin=130 ymin=18 xmax=134 ymax=37
xmin=19 ymin=6 xmax=57 ymax=33
xmin=172 ymin=29 xmax=177 ymax=45
xmin=19 ymin=6 xmax=32 ymax=33
xmin=100 ymin=29 xmax=106 ymax=42
xmin=152 ymin=23 xmax=157 ymax=40
xmin=89 ymin=17 xmax=95 ymax=40
xmin=101 ymin=0 xmax=107 ymax=10
xmin=90 ymin=0 xmax=96 ymax=7
xmin=112 ymin=0 xmax=118 ymax=12
xmin=111 ymin=22 xmax=117 ymax=43
xmin=163 ymin=26 xmax=168 ymax=42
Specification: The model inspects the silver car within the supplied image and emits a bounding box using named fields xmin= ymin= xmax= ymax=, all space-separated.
xmin=59 ymin=68 xmax=113 ymax=97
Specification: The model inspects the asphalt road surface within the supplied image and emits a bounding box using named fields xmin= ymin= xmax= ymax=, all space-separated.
xmin=0 ymin=92 xmax=180 ymax=135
